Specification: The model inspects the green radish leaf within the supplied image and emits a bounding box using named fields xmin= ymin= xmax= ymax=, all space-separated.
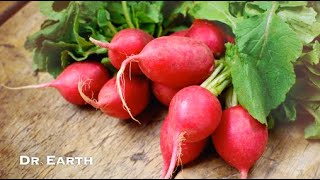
xmin=304 ymin=123 xmax=320 ymax=139
xmin=39 ymin=1 xmax=69 ymax=20
xmin=302 ymin=102 xmax=320 ymax=139
xmin=129 ymin=1 xmax=164 ymax=36
xmin=97 ymin=9 xmax=109 ymax=27
xmin=278 ymin=1 xmax=307 ymax=7
xmin=41 ymin=40 xmax=78 ymax=78
xmin=249 ymin=1 xmax=273 ymax=10
xmin=78 ymin=1 xmax=108 ymax=22
xmin=282 ymin=100 xmax=297 ymax=121
xmin=241 ymin=1 xmax=320 ymax=44
xmin=168 ymin=1 xmax=194 ymax=18
xmin=229 ymin=2 xmax=246 ymax=18
xmin=227 ymin=3 xmax=303 ymax=125
xmin=244 ymin=2 xmax=271 ymax=17
xmin=130 ymin=1 xmax=163 ymax=24
xmin=301 ymin=41 xmax=320 ymax=65
xmin=270 ymin=98 xmax=297 ymax=123
xmin=277 ymin=6 xmax=320 ymax=44
xmin=289 ymin=79 xmax=320 ymax=102
xmin=188 ymin=1 xmax=239 ymax=30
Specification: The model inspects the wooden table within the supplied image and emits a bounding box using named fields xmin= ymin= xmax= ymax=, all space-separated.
xmin=0 ymin=1 xmax=319 ymax=179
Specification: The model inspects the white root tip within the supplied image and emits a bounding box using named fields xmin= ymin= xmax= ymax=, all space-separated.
xmin=240 ymin=169 xmax=249 ymax=179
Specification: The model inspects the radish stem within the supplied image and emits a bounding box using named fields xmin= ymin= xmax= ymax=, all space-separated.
xmin=107 ymin=21 xmax=118 ymax=35
xmin=122 ymin=1 xmax=135 ymax=29
xmin=200 ymin=63 xmax=224 ymax=88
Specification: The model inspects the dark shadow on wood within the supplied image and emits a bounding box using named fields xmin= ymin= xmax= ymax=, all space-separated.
xmin=0 ymin=1 xmax=29 ymax=26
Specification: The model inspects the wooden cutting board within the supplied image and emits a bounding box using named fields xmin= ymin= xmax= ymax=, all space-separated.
xmin=0 ymin=2 xmax=319 ymax=179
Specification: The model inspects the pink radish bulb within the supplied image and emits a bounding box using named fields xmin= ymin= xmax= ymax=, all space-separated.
xmin=90 ymin=29 xmax=154 ymax=74
xmin=186 ymin=19 xmax=226 ymax=57
xmin=169 ymin=29 xmax=189 ymax=37
xmin=168 ymin=86 xmax=222 ymax=142
xmin=152 ymin=82 xmax=181 ymax=106
xmin=160 ymin=116 xmax=207 ymax=178
xmin=116 ymin=36 xmax=214 ymax=120
xmin=163 ymin=85 xmax=222 ymax=179
xmin=212 ymin=105 xmax=268 ymax=179
xmin=1 ymin=62 xmax=110 ymax=105
xmin=78 ymin=73 xmax=150 ymax=121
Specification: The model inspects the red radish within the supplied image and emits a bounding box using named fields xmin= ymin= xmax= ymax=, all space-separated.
xmin=90 ymin=29 xmax=154 ymax=74
xmin=163 ymin=85 xmax=222 ymax=178
xmin=186 ymin=19 xmax=226 ymax=57
xmin=212 ymin=105 xmax=268 ymax=179
xmin=1 ymin=62 xmax=110 ymax=105
xmin=226 ymin=34 xmax=235 ymax=44
xmin=160 ymin=116 xmax=206 ymax=178
xmin=116 ymin=36 xmax=214 ymax=119
xmin=78 ymin=73 xmax=150 ymax=121
xmin=169 ymin=29 xmax=189 ymax=37
xmin=152 ymin=82 xmax=180 ymax=106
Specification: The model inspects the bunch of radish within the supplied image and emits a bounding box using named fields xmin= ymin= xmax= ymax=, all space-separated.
xmin=1 ymin=18 xmax=268 ymax=179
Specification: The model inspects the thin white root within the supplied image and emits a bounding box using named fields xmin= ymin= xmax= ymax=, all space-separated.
xmin=77 ymin=77 xmax=100 ymax=109
xmin=164 ymin=132 xmax=186 ymax=179
xmin=0 ymin=82 xmax=52 ymax=90
xmin=116 ymin=56 xmax=141 ymax=124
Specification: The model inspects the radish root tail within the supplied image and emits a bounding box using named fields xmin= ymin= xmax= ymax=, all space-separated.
xmin=116 ymin=56 xmax=141 ymax=124
xmin=0 ymin=82 xmax=53 ymax=90
xmin=163 ymin=133 xmax=186 ymax=179
xmin=89 ymin=37 xmax=111 ymax=49
xmin=240 ymin=169 xmax=248 ymax=179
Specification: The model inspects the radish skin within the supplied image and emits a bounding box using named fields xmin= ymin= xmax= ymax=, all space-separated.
xmin=212 ymin=105 xmax=268 ymax=179
xmin=168 ymin=86 xmax=222 ymax=142
xmin=169 ymin=29 xmax=189 ymax=37
xmin=162 ymin=85 xmax=222 ymax=179
xmin=78 ymin=73 xmax=150 ymax=121
xmin=226 ymin=34 xmax=235 ymax=44
xmin=1 ymin=62 xmax=110 ymax=105
xmin=186 ymin=19 xmax=226 ymax=57
xmin=160 ymin=116 xmax=206 ymax=178
xmin=90 ymin=29 xmax=153 ymax=74
xmin=152 ymin=82 xmax=180 ymax=106
xmin=116 ymin=36 xmax=214 ymax=120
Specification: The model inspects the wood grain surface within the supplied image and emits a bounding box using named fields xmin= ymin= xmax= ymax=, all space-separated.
xmin=0 ymin=1 xmax=319 ymax=179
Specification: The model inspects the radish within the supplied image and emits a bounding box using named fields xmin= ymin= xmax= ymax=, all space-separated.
xmin=186 ymin=19 xmax=226 ymax=57
xmin=169 ymin=29 xmax=189 ymax=37
xmin=212 ymin=105 xmax=268 ymax=179
xmin=226 ymin=34 xmax=235 ymax=44
xmin=160 ymin=116 xmax=206 ymax=178
xmin=89 ymin=29 xmax=154 ymax=74
xmin=152 ymin=82 xmax=180 ymax=106
xmin=1 ymin=62 xmax=110 ymax=105
xmin=160 ymin=60 xmax=232 ymax=179
xmin=162 ymin=85 xmax=222 ymax=179
xmin=78 ymin=73 xmax=150 ymax=121
xmin=116 ymin=36 xmax=214 ymax=120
